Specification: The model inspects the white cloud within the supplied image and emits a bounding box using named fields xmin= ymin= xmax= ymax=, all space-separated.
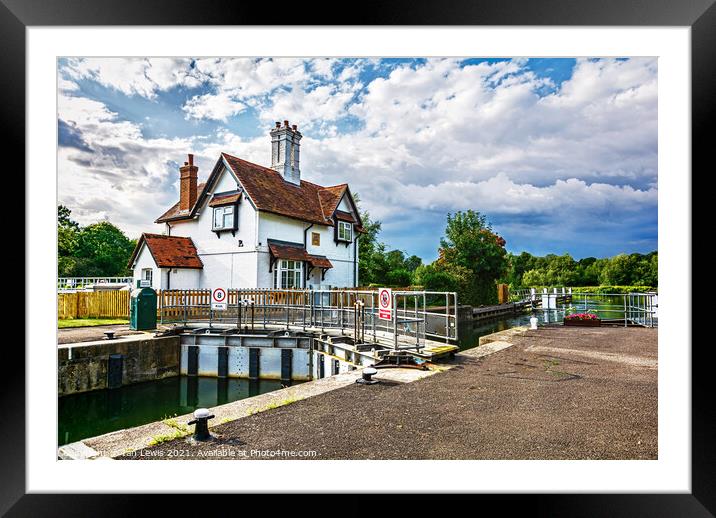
xmin=183 ymin=91 xmax=247 ymax=122
xmin=358 ymin=173 xmax=656 ymax=221
xmin=57 ymin=57 xmax=658 ymax=257
xmin=181 ymin=58 xmax=366 ymax=131
xmin=63 ymin=58 xmax=197 ymax=98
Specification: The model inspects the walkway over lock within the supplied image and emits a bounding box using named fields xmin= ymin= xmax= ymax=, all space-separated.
xmin=159 ymin=289 xmax=459 ymax=353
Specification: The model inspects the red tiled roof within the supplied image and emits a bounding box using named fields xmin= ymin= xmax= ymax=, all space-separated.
xmin=156 ymin=182 xmax=207 ymax=223
xmin=223 ymin=153 xmax=346 ymax=226
xmin=334 ymin=210 xmax=356 ymax=223
xmin=209 ymin=192 xmax=241 ymax=207
xmin=308 ymin=255 xmax=333 ymax=269
xmin=318 ymin=185 xmax=347 ymax=219
xmin=155 ymin=152 xmax=364 ymax=230
xmin=267 ymin=240 xmax=310 ymax=262
xmin=128 ymin=233 xmax=203 ymax=269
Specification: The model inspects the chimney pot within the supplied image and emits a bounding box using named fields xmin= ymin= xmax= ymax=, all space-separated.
xmin=284 ymin=120 xmax=289 ymax=127
xmin=184 ymin=162 xmax=188 ymax=166
xmin=188 ymin=153 xmax=194 ymax=165
xmin=275 ymin=121 xmax=281 ymax=128
xmin=292 ymin=124 xmax=297 ymax=131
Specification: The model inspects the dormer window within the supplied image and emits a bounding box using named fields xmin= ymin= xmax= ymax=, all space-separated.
xmin=213 ymin=205 xmax=235 ymax=231
xmin=209 ymin=191 xmax=241 ymax=238
xmin=338 ymin=221 xmax=353 ymax=242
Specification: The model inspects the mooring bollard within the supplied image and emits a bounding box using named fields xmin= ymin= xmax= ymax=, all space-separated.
xmin=530 ymin=317 xmax=538 ymax=330
xmin=104 ymin=331 xmax=115 ymax=340
xmin=188 ymin=408 xmax=215 ymax=441
xmin=356 ymin=366 xmax=379 ymax=385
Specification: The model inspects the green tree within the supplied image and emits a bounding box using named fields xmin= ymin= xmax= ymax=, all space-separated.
xmin=58 ymin=205 xmax=81 ymax=277
xmin=75 ymin=221 xmax=136 ymax=276
xmin=599 ymin=253 xmax=638 ymax=285
xmin=438 ymin=210 xmax=508 ymax=305
xmin=414 ymin=262 xmax=471 ymax=293
xmin=522 ymin=269 xmax=546 ymax=287
xmin=355 ymin=195 xmax=423 ymax=287
xmin=404 ymin=254 xmax=422 ymax=273
xmin=356 ymin=202 xmax=385 ymax=285
xmin=504 ymin=251 xmax=536 ymax=287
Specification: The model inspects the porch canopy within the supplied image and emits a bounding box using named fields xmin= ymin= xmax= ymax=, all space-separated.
xmin=267 ymin=239 xmax=333 ymax=279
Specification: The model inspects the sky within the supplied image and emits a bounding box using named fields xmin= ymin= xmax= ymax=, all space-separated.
xmin=57 ymin=57 xmax=657 ymax=262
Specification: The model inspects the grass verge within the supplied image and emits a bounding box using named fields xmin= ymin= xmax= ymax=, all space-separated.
xmin=58 ymin=318 xmax=129 ymax=329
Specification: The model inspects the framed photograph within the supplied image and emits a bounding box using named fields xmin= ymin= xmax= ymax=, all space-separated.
xmin=8 ymin=0 xmax=708 ymax=513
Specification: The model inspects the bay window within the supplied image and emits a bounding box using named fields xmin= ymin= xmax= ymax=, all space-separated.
xmin=274 ymin=260 xmax=303 ymax=289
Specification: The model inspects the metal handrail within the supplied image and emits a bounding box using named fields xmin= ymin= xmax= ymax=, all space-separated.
xmin=58 ymin=277 xmax=133 ymax=289
xmin=158 ymin=288 xmax=459 ymax=346
xmin=553 ymin=291 xmax=658 ymax=327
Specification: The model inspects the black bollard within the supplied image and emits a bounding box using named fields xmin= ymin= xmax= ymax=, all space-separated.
xmin=188 ymin=408 xmax=215 ymax=441
xmin=355 ymin=366 xmax=379 ymax=385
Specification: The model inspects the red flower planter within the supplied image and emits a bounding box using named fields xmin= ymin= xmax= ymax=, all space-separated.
xmin=563 ymin=318 xmax=601 ymax=327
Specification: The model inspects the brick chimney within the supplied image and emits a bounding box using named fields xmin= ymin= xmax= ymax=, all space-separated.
xmin=179 ymin=153 xmax=198 ymax=212
xmin=270 ymin=120 xmax=302 ymax=185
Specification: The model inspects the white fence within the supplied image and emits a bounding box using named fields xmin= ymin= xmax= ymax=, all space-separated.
xmin=58 ymin=277 xmax=133 ymax=291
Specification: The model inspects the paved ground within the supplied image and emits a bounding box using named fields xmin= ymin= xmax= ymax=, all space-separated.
xmin=57 ymin=324 xmax=174 ymax=344
xmin=123 ymin=326 xmax=657 ymax=460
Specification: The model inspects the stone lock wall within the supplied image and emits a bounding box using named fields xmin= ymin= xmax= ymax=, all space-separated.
xmin=58 ymin=335 xmax=181 ymax=396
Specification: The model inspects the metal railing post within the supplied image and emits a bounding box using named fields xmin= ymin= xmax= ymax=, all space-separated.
xmin=445 ymin=292 xmax=449 ymax=344
xmin=393 ymin=293 xmax=399 ymax=351
xmin=371 ymin=292 xmax=376 ymax=341
xmin=339 ymin=291 xmax=344 ymax=334
xmin=624 ymin=294 xmax=627 ymax=327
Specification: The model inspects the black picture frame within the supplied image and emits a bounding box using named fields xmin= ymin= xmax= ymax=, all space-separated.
xmin=6 ymin=0 xmax=708 ymax=514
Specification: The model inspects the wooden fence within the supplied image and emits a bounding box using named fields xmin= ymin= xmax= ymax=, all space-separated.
xmin=157 ymin=289 xmax=381 ymax=322
xmin=56 ymin=288 xmax=428 ymax=321
xmin=57 ymin=290 xmax=131 ymax=319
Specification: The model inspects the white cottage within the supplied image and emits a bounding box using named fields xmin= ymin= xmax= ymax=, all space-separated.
xmin=128 ymin=121 xmax=364 ymax=290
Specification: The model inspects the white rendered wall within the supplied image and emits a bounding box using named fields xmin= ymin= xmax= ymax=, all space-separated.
xmin=159 ymin=163 xmax=261 ymax=289
xmin=257 ymin=211 xmax=357 ymax=288
xmin=164 ymin=267 xmax=202 ymax=290
xmin=131 ymin=244 xmax=162 ymax=290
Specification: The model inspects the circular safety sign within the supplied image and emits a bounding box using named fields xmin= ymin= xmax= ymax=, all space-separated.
xmin=213 ymin=288 xmax=226 ymax=302
xmin=378 ymin=288 xmax=392 ymax=320
xmin=379 ymin=288 xmax=391 ymax=309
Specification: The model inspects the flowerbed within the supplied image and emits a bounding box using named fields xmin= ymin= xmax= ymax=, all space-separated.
xmin=563 ymin=313 xmax=601 ymax=327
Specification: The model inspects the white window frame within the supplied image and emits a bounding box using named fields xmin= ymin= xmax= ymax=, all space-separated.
xmin=274 ymin=259 xmax=303 ymax=289
xmin=212 ymin=205 xmax=235 ymax=231
xmin=338 ymin=221 xmax=353 ymax=241
xmin=142 ymin=268 xmax=153 ymax=285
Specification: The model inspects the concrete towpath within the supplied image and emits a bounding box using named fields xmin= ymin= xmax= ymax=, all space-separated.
xmin=120 ymin=326 xmax=657 ymax=460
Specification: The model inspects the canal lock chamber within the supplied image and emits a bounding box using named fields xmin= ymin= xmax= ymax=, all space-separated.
xmin=179 ymin=325 xmax=381 ymax=382
xmin=58 ymin=327 xmax=375 ymax=446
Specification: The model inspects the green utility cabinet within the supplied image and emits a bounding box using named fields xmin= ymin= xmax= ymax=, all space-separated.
xmin=129 ymin=280 xmax=157 ymax=330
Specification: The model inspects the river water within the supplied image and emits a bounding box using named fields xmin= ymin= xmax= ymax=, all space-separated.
xmin=58 ymin=377 xmax=297 ymax=446
xmin=456 ymin=308 xmax=569 ymax=350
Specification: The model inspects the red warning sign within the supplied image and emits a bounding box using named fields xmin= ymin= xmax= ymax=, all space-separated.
xmin=378 ymin=288 xmax=392 ymax=320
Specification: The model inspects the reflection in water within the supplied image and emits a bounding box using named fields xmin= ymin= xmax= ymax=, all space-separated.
xmin=457 ymin=309 xmax=569 ymax=350
xmin=456 ymin=294 xmax=630 ymax=350
xmin=58 ymin=376 xmax=297 ymax=446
